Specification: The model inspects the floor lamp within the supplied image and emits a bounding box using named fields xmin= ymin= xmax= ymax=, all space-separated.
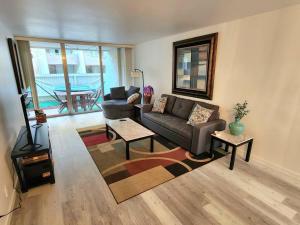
xmin=130 ymin=68 xmax=144 ymax=96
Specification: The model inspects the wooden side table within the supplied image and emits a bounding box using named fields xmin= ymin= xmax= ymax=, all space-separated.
xmin=11 ymin=124 xmax=55 ymax=192
xmin=210 ymin=131 xmax=254 ymax=170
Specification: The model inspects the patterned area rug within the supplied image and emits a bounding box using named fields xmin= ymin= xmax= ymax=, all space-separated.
xmin=77 ymin=125 xmax=225 ymax=203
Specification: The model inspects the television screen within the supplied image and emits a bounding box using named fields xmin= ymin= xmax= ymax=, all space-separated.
xmin=20 ymin=94 xmax=33 ymax=145
xmin=7 ymin=38 xmax=24 ymax=94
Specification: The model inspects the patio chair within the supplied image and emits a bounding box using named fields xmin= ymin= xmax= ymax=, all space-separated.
xmin=53 ymin=92 xmax=68 ymax=113
xmin=35 ymin=82 xmax=68 ymax=113
xmin=23 ymin=91 xmax=33 ymax=107
xmin=88 ymin=88 xmax=102 ymax=110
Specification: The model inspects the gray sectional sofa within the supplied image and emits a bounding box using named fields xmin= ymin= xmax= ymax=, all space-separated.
xmin=141 ymin=94 xmax=226 ymax=155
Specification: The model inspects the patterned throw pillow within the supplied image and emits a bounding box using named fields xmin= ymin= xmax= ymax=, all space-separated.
xmin=187 ymin=104 xmax=214 ymax=126
xmin=127 ymin=93 xmax=140 ymax=104
xmin=152 ymin=97 xmax=168 ymax=113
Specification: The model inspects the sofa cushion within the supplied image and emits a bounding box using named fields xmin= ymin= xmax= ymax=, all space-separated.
xmin=101 ymin=100 xmax=134 ymax=111
xmin=152 ymin=97 xmax=167 ymax=113
xmin=143 ymin=112 xmax=192 ymax=139
xmin=127 ymin=86 xmax=140 ymax=97
xmin=194 ymin=101 xmax=220 ymax=121
xmin=161 ymin=94 xmax=177 ymax=114
xmin=171 ymin=98 xmax=195 ymax=120
xmin=110 ymin=86 xmax=126 ymax=99
xmin=187 ymin=104 xmax=214 ymax=126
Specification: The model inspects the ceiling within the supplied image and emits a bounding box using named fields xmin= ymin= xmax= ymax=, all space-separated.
xmin=0 ymin=0 xmax=299 ymax=45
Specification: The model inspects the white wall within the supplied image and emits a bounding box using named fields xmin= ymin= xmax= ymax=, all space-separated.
xmin=0 ymin=21 xmax=24 ymax=225
xmin=135 ymin=5 xmax=300 ymax=175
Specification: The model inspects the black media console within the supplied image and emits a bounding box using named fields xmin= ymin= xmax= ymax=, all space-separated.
xmin=11 ymin=123 xmax=55 ymax=192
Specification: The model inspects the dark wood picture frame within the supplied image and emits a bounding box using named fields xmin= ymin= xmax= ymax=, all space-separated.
xmin=7 ymin=38 xmax=24 ymax=94
xmin=172 ymin=33 xmax=218 ymax=100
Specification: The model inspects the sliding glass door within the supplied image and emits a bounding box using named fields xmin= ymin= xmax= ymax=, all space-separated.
xmin=29 ymin=42 xmax=69 ymax=116
xmin=102 ymin=46 xmax=121 ymax=95
xmin=64 ymin=44 xmax=102 ymax=113
xmin=17 ymin=38 xmax=131 ymax=118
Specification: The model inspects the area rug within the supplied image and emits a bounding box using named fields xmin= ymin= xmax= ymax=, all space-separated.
xmin=77 ymin=125 xmax=225 ymax=203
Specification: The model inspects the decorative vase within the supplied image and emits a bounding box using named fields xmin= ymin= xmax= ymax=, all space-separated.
xmin=143 ymin=95 xmax=152 ymax=104
xmin=229 ymin=119 xmax=245 ymax=136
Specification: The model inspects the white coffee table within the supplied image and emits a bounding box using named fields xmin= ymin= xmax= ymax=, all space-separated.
xmin=105 ymin=118 xmax=155 ymax=160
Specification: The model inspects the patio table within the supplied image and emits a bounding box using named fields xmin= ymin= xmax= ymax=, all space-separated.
xmin=55 ymin=90 xmax=94 ymax=112
xmin=54 ymin=85 xmax=94 ymax=92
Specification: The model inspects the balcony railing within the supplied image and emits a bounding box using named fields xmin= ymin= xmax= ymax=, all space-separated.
xmin=35 ymin=73 xmax=101 ymax=97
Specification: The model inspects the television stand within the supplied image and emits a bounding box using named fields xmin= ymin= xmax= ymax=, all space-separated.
xmin=11 ymin=123 xmax=55 ymax=192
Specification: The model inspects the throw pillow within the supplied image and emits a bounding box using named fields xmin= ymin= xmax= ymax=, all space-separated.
xmin=127 ymin=93 xmax=140 ymax=104
xmin=110 ymin=86 xmax=126 ymax=99
xmin=127 ymin=86 xmax=140 ymax=97
xmin=187 ymin=104 xmax=214 ymax=126
xmin=152 ymin=97 xmax=168 ymax=113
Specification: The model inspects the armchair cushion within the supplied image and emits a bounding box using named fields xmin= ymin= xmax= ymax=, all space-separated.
xmin=101 ymin=99 xmax=134 ymax=111
xmin=127 ymin=86 xmax=140 ymax=97
xmin=110 ymin=86 xmax=126 ymax=99
xmin=103 ymin=93 xmax=111 ymax=101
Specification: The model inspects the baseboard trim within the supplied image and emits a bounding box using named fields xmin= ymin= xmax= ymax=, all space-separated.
xmin=3 ymin=178 xmax=18 ymax=225
xmin=252 ymin=155 xmax=300 ymax=182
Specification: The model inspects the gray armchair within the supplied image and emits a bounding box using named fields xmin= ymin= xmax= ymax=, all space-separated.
xmin=140 ymin=95 xmax=226 ymax=155
xmin=101 ymin=86 xmax=142 ymax=119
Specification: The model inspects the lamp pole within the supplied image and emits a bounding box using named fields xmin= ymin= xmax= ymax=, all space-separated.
xmin=134 ymin=68 xmax=144 ymax=96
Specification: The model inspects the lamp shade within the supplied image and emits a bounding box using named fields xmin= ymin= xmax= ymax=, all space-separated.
xmin=130 ymin=71 xmax=142 ymax=78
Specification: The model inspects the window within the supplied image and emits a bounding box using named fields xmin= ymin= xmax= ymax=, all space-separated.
xmin=46 ymin=48 xmax=61 ymax=56
xmin=67 ymin=65 xmax=78 ymax=74
xmin=86 ymin=65 xmax=100 ymax=73
xmin=48 ymin=64 xmax=63 ymax=74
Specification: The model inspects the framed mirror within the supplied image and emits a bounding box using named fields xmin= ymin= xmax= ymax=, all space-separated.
xmin=172 ymin=33 xmax=218 ymax=100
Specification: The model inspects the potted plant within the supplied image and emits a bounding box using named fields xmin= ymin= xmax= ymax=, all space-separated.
xmin=229 ymin=101 xmax=249 ymax=136
xmin=143 ymin=85 xmax=154 ymax=104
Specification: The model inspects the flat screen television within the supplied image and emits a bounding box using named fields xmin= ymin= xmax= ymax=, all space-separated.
xmin=20 ymin=94 xmax=34 ymax=145
xmin=19 ymin=93 xmax=42 ymax=151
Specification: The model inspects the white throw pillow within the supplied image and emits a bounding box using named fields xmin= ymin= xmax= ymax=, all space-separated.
xmin=152 ymin=97 xmax=168 ymax=113
xmin=187 ymin=104 xmax=213 ymax=126
xmin=127 ymin=93 xmax=140 ymax=104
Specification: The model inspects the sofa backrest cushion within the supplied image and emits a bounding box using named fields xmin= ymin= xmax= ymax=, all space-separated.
xmin=194 ymin=100 xmax=220 ymax=121
xmin=127 ymin=86 xmax=140 ymax=98
xmin=110 ymin=86 xmax=126 ymax=99
xmin=172 ymin=97 xmax=195 ymax=120
xmin=161 ymin=94 xmax=177 ymax=114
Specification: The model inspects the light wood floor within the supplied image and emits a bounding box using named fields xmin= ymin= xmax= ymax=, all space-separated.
xmin=10 ymin=112 xmax=300 ymax=225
